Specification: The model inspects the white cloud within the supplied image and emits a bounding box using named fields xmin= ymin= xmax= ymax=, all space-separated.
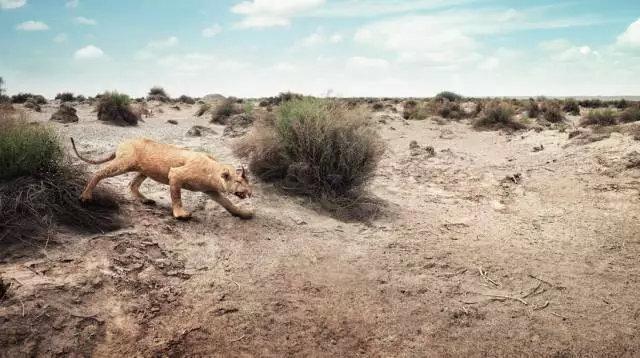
xmin=0 ymin=0 xmax=26 ymax=10
xmin=231 ymin=0 xmax=325 ymax=28
xmin=202 ymin=24 xmax=222 ymax=38
xmin=65 ymin=0 xmax=78 ymax=8
xmin=297 ymin=28 xmax=343 ymax=47
xmin=136 ymin=36 xmax=179 ymax=59
xmin=347 ymin=56 xmax=389 ymax=69
xmin=157 ymin=53 xmax=249 ymax=73
xmin=616 ymin=18 xmax=640 ymax=48
xmin=273 ymin=62 xmax=296 ymax=72
xmin=310 ymin=0 xmax=469 ymax=18
xmin=478 ymin=57 xmax=499 ymax=70
xmin=354 ymin=8 xmax=601 ymax=68
xmin=74 ymin=45 xmax=104 ymax=60
xmin=146 ymin=36 xmax=178 ymax=50
xmin=74 ymin=16 xmax=96 ymax=25
xmin=53 ymin=33 xmax=68 ymax=43
xmin=540 ymin=39 xmax=599 ymax=62
xmin=16 ymin=20 xmax=49 ymax=31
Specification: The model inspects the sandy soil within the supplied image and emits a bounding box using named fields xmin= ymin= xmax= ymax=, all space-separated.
xmin=1 ymin=101 xmax=640 ymax=357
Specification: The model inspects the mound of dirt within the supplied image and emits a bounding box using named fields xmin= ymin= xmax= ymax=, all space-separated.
xmin=222 ymin=113 xmax=255 ymax=137
xmin=50 ymin=104 xmax=79 ymax=123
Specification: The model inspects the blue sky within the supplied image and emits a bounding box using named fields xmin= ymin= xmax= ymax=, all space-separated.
xmin=1 ymin=0 xmax=640 ymax=98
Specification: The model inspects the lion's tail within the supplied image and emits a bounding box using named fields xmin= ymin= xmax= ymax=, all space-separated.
xmin=70 ymin=137 xmax=116 ymax=165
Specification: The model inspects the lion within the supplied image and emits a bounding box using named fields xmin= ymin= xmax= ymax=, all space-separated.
xmin=70 ymin=137 xmax=254 ymax=220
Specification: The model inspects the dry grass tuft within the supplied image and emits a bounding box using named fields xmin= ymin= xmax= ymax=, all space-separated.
xmin=147 ymin=86 xmax=170 ymax=102
xmin=211 ymin=97 xmax=243 ymax=124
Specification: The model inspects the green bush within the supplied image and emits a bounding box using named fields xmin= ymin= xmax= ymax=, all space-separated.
xmin=562 ymin=99 xmax=580 ymax=115
xmin=474 ymin=101 xmax=524 ymax=130
xmin=0 ymin=112 xmax=122 ymax=239
xmin=97 ymin=91 xmax=138 ymax=125
xmin=435 ymin=91 xmax=463 ymax=102
xmin=0 ymin=112 xmax=63 ymax=179
xmin=234 ymin=98 xmax=384 ymax=199
xmin=580 ymin=109 xmax=617 ymax=126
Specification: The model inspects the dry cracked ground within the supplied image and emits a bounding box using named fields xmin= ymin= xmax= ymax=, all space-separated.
xmin=1 ymin=101 xmax=640 ymax=357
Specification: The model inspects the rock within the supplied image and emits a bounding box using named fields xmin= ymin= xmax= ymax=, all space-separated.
xmin=171 ymin=105 xmax=180 ymax=111
xmin=409 ymin=141 xmax=435 ymax=157
xmin=532 ymin=144 xmax=544 ymax=152
xmin=186 ymin=125 xmax=216 ymax=137
xmin=167 ymin=120 xmax=178 ymax=125
xmin=50 ymin=104 xmax=79 ymax=123
xmin=202 ymin=94 xmax=226 ymax=103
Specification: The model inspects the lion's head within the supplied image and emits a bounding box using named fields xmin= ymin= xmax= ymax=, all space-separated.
xmin=221 ymin=166 xmax=252 ymax=199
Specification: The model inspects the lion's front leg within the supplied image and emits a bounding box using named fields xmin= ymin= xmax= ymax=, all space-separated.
xmin=168 ymin=169 xmax=191 ymax=220
xmin=208 ymin=191 xmax=254 ymax=219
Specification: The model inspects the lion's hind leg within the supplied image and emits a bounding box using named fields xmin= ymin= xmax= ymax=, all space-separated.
xmin=129 ymin=173 xmax=155 ymax=205
xmin=81 ymin=160 xmax=133 ymax=202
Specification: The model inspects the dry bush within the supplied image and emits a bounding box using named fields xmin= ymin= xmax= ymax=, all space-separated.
xmin=435 ymin=91 xmax=463 ymax=102
xmin=562 ymin=98 xmax=580 ymax=115
xmin=619 ymin=106 xmax=640 ymax=123
xmin=525 ymin=100 xmax=539 ymax=118
xmin=371 ymin=102 xmax=384 ymax=111
xmin=474 ymin=101 xmax=525 ymax=130
xmin=0 ymin=113 xmax=121 ymax=240
xmin=211 ymin=97 xmax=243 ymax=124
xmin=541 ymin=101 xmax=565 ymax=123
xmin=147 ymin=86 xmax=170 ymax=102
xmin=178 ymin=95 xmax=195 ymax=104
xmin=195 ymin=103 xmax=211 ymax=117
xmin=97 ymin=91 xmax=138 ymax=126
xmin=436 ymin=99 xmax=465 ymax=119
xmin=234 ymin=97 xmax=384 ymax=201
xmin=580 ymin=109 xmax=617 ymax=127
xmin=402 ymin=100 xmax=419 ymax=119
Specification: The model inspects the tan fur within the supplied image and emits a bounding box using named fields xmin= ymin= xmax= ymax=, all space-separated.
xmin=72 ymin=137 xmax=253 ymax=220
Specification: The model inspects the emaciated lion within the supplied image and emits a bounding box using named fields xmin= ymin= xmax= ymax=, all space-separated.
xmin=70 ymin=138 xmax=254 ymax=220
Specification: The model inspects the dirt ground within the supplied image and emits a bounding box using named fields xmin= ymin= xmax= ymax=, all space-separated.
xmin=1 ymin=101 xmax=640 ymax=357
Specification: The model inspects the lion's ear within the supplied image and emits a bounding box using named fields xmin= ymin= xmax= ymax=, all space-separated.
xmin=221 ymin=169 xmax=231 ymax=181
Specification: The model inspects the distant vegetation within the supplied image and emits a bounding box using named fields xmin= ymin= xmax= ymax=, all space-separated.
xmin=435 ymin=91 xmax=463 ymax=102
xmin=474 ymin=101 xmax=524 ymax=130
xmin=147 ymin=86 xmax=170 ymax=102
xmin=55 ymin=92 xmax=76 ymax=102
xmin=97 ymin=91 xmax=139 ymax=126
xmin=581 ymin=109 xmax=617 ymax=126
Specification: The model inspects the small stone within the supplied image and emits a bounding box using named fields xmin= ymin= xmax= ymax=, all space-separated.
xmin=167 ymin=120 xmax=178 ymax=125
